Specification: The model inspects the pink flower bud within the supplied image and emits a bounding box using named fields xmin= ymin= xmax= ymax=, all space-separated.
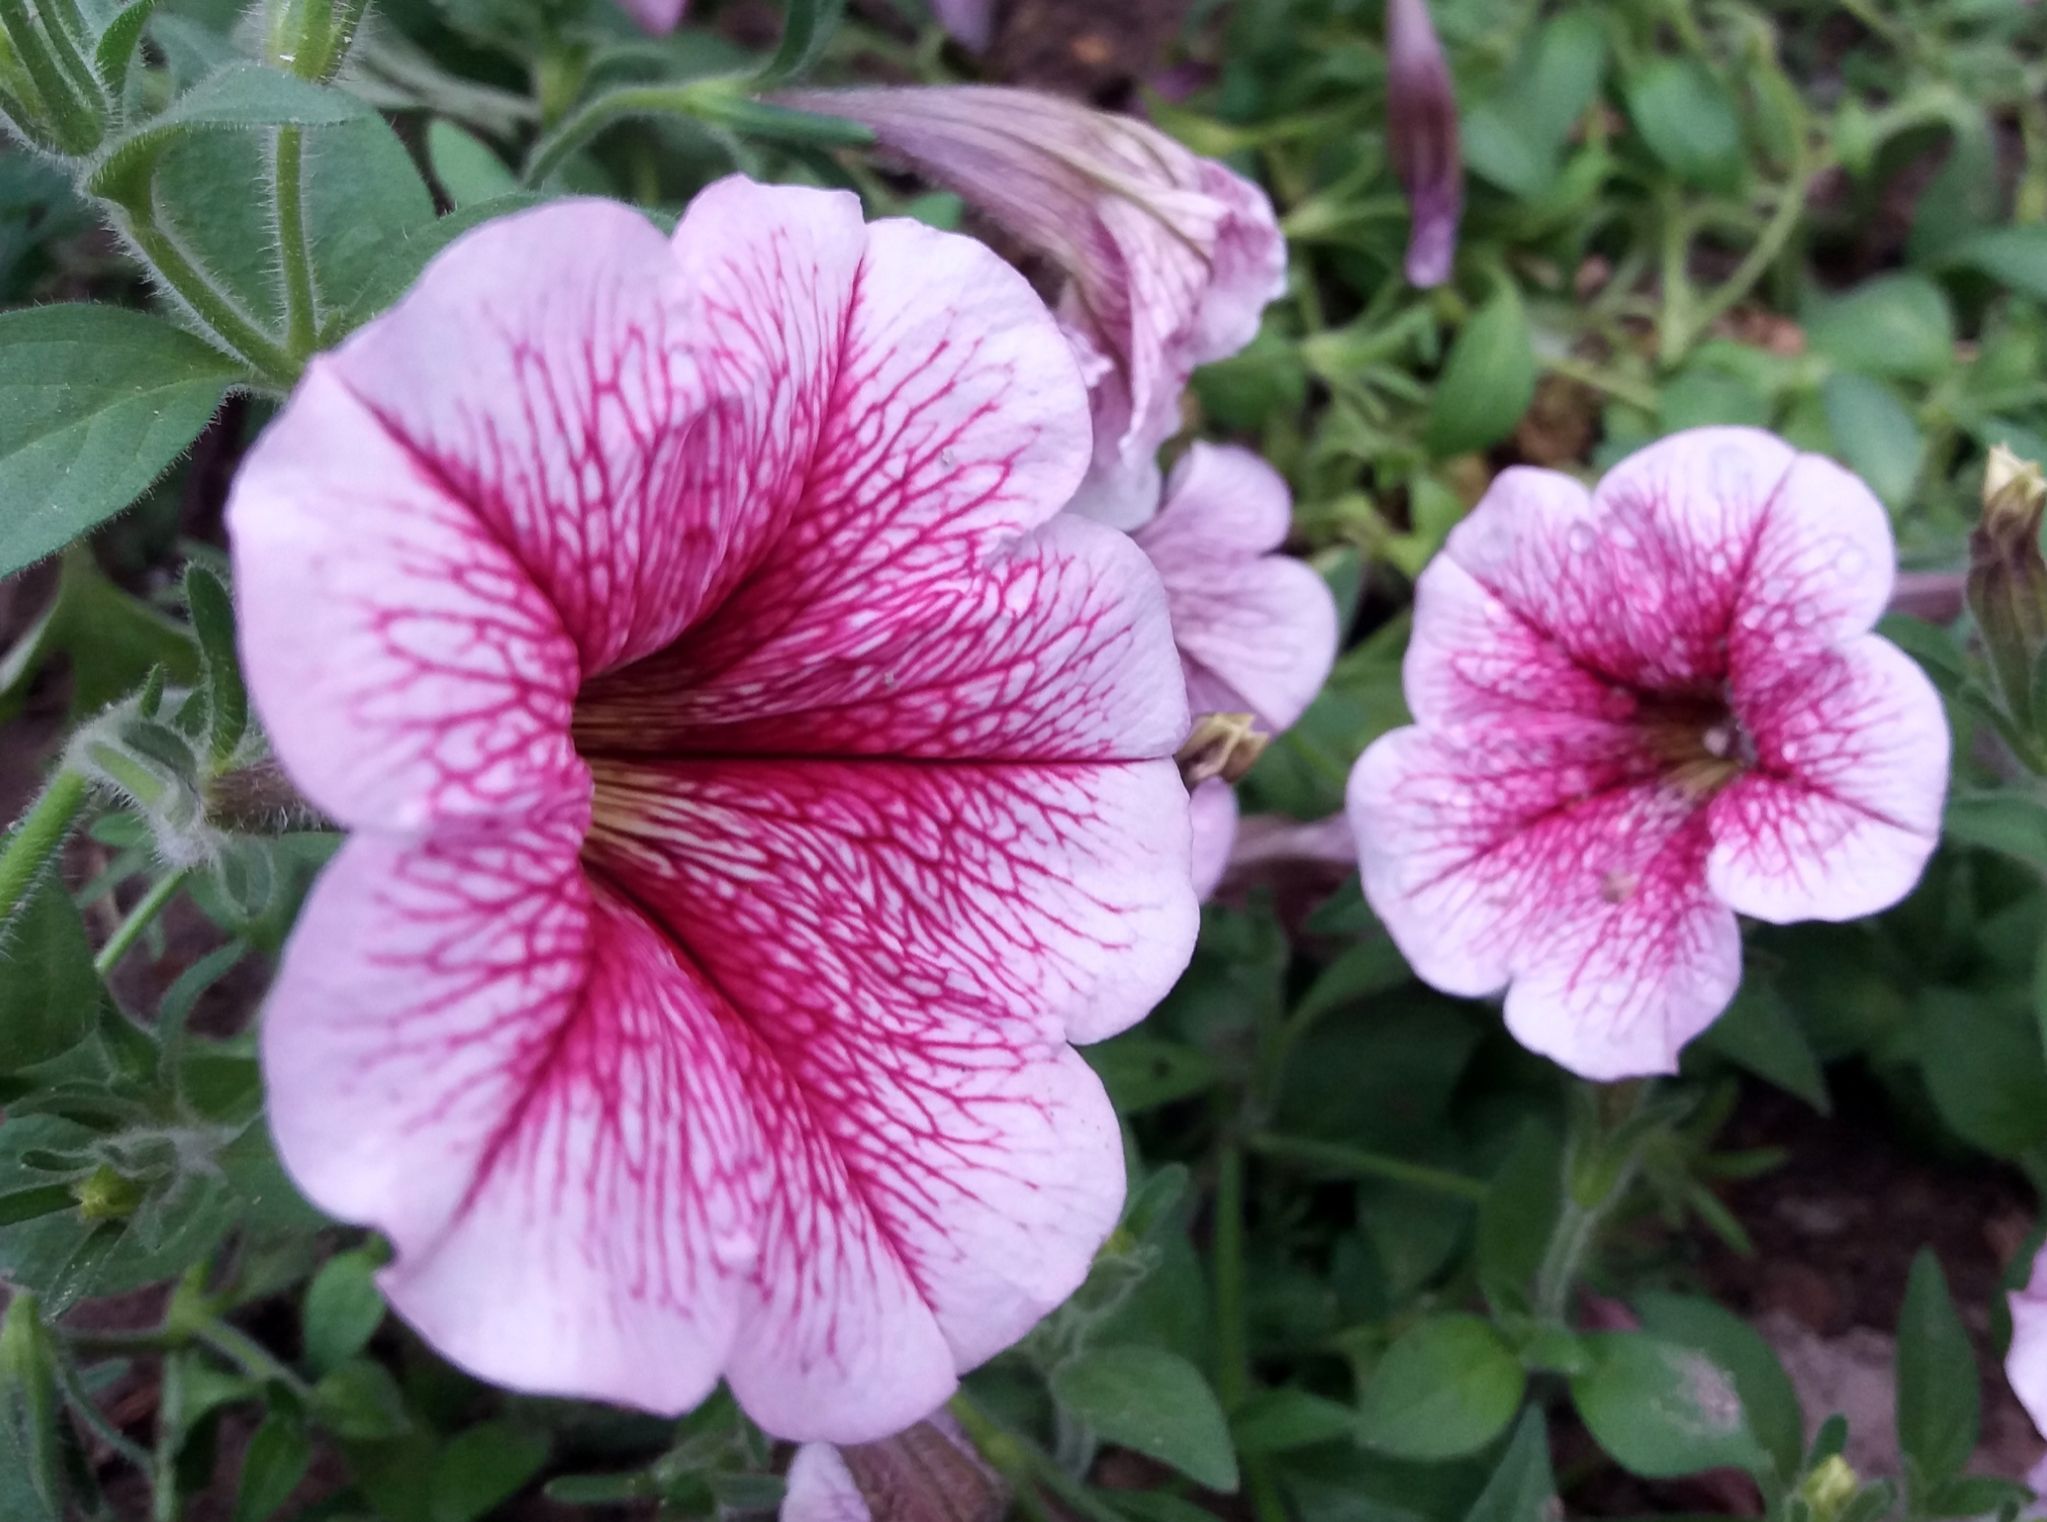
xmin=1386 ymin=0 xmax=1462 ymax=287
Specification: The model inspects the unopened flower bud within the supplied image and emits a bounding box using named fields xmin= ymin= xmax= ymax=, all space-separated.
xmin=71 ymin=1162 xmax=144 ymax=1221
xmin=1177 ymin=712 xmax=1270 ymax=787
xmin=1798 ymin=1455 xmax=1859 ymax=1522
xmin=1386 ymin=0 xmax=1462 ymax=287
xmin=1967 ymin=443 xmax=2047 ymax=726
xmin=264 ymin=0 xmax=368 ymax=81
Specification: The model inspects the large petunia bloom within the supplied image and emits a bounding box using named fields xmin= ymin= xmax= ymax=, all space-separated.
xmin=1134 ymin=443 xmax=1339 ymax=895
xmin=778 ymin=86 xmax=1287 ymax=529
xmin=226 ymin=180 xmax=1199 ymax=1442
xmin=1348 ymin=428 xmax=1948 ymax=1079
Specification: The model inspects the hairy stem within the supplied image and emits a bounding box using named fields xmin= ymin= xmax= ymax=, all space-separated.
xmin=0 ymin=770 xmax=88 ymax=923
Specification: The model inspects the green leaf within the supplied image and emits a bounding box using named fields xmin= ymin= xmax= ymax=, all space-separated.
xmin=232 ymin=1415 xmax=311 ymax=1522
xmin=0 ymin=1296 xmax=63 ymax=1521
xmin=182 ymin=564 xmax=245 ymax=765
xmin=1230 ymin=1389 xmax=1359 ymax=1456
xmin=95 ymin=0 xmax=158 ymax=99
xmin=1424 ymin=283 xmax=1535 ymax=458
xmin=311 ymin=1359 xmax=411 ymax=1442
xmin=1945 ymin=224 xmax=2047 ymax=302
xmin=1895 ymin=1250 xmax=1979 ymax=1488
xmin=1357 ymin=1315 xmax=1526 ymax=1461
xmin=1919 ymin=988 xmax=2047 ymax=1158
xmin=88 ymin=63 xmax=364 ymax=203
xmin=0 ymin=306 xmax=238 ymax=578
xmin=1946 ymin=791 xmax=2047 ymax=870
xmin=302 ymin=1249 xmax=385 ymax=1374
xmin=430 ymin=1422 xmax=551 ymax=1522
xmin=1461 ymin=1409 xmax=1555 ymax=1522
xmin=1806 ymin=275 xmax=1956 ymax=381
xmin=0 ymin=875 xmax=98 ymax=1073
xmin=1633 ymin=1293 xmax=1803 ymax=1481
xmin=1086 ymin=1035 xmax=1221 ymax=1112
xmin=1821 ymin=371 xmax=1923 ymax=508
xmin=1462 ymin=11 xmax=1607 ymax=197
xmin=754 ymin=0 xmax=844 ymax=86
xmin=1569 ymin=1332 xmax=1767 ymax=1479
xmin=0 ymin=550 xmax=199 ymax=722
xmin=1697 ymin=980 xmax=1829 ymax=1113
xmin=425 ymin=119 xmax=519 ymax=209
xmin=1051 ymin=1346 xmax=1239 ymax=1492
xmin=1624 ymin=59 xmax=1742 ymax=191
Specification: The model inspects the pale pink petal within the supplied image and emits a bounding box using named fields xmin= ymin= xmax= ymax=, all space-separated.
xmin=1707 ymin=636 xmax=1948 ymax=923
xmin=2011 ymin=1250 xmax=2047 ymax=1438
xmin=1386 ymin=0 xmax=1462 ymax=286
xmin=1133 ymin=443 xmax=1339 ymax=731
xmin=1446 ymin=430 xmax=1804 ymax=693
xmin=618 ymin=0 xmax=685 ymax=32
xmin=1349 ymin=729 xmax=1738 ymax=1079
xmin=931 ymin=0 xmax=994 ymax=49
xmin=584 ymin=756 xmax=1191 ymax=1429
xmin=785 ymin=1445 xmax=869 ymax=1522
xmin=228 ymin=365 xmax=585 ymax=834
xmin=1189 ymin=780 xmax=1239 ymax=900
xmin=576 ymin=215 xmax=1189 ymax=762
xmin=260 ymin=821 xmax=761 ymax=1416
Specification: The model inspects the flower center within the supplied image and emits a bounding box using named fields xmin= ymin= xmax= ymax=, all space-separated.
xmin=1638 ymin=695 xmax=1753 ymax=798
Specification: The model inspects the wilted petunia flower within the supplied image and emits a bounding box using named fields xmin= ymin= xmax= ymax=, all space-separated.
xmin=1348 ymin=428 xmax=1949 ymax=1079
xmin=779 ymin=86 xmax=1287 ymax=529
xmin=226 ymin=180 xmax=1199 ymax=1442
xmin=1385 ymin=0 xmax=1462 ymax=287
xmin=782 ymin=1415 xmax=1004 ymax=1522
xmin=1136 ymin=444 xmax=1339 ymax=894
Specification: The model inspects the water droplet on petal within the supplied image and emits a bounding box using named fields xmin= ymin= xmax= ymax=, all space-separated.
xmin=1834 ymin=542 xmax=1869 ymax=579
xmin=1566 ymin=522 xmax=1598 ymax=556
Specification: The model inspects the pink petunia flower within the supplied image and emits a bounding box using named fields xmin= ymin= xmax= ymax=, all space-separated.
xmin=782 ymin=1414 xmax=1002 ymax=1522
xmin=226 ymin=180 xmax=1199 ymax=1441
xmin=1135 ymin=443 xmax=1339 ymax=894
xmin=778 ymin=86 xmax=1287 ymax=529
xmin=2012 ymin=1246 xmax=2047 ymax=1440
xmin=1348 ymin=428 xmax=1949 ymax=1079
xmin=1385 ymin=0 xmax=1462 ymax=287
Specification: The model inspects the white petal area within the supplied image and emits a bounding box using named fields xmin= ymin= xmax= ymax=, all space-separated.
xmin=228 ymin=367 xmax=585 ymax=834
xmin=583 ymin=754 xmax=1191 ymax=1421
xmin=2010 ymin=1249 xmax=2047 ymax=1438
xmin=784 ymin=1445 xmax=869 ymax=1522
xmin=1349 ymin=727 xmax=1739 ymax=1079
xmin=1708 ymin=636 xmax=1949 ymax=924
xmin=1134 ymin=443 xmax=1339 ymax=732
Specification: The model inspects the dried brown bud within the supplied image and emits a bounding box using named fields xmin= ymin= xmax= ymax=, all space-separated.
xmin=1177 ymin=712 xmax=1270 ymax=788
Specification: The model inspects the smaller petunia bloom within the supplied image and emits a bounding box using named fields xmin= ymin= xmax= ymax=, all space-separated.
xmin=1137 ymin=444 xmax=1340 ymax=893
xmin=618 ymin=0 xmax=684 ymax=34
xmin=229 ymin=179 xmax=1199 ymax=1442
xmin=778 ymin=86 xmax=1287 ymax=529
xmin=1349 ymin=428 xmax=1949 ymax=1080
xmin=2012 ymin=1244 xmax=2047 ymax=1440
xmin=783 ymin=1415 xmax=1003 ymax=1522
xmin=1385 ymin=0 xmax=1462 ymax=287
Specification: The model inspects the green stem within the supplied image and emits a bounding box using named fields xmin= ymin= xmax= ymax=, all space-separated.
xmin=1685 ymin=148 xmax=1817 ymax=348
xmin=51 ymin=1348 xmax=153 ymax=1470
xmin=94 ymin=869 xmax=190 ymax=978
xmin=949 ymin=1395 xmax=1130 ymax=1522
xmin=273 ymin=126 xmax=316 ymax=360
xmin=1532 ymin=1192 xmax=1601 ymax=1324
xmin=1213 ymin=1142 xmax=1249 ymax=1411
xmin=1545 ymin=355 xmax=1661 ymax=415
xmin=193 ymin=1319 xmax=315 ymax=1402
xmin=0 ymin=770 xmax=88 ymax=923
xmin=119 ymin=201 xmax=295 ymax=384
xmin=1246 ymin=1132 xmax=1490 ymax=1203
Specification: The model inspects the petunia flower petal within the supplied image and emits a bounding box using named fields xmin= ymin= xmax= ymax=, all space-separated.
xmin=1132 ymin=443 xmax=1339 ymax=731
xmin=1350 ymin=730 xmax=1739 ymax=1078
xmin=576 ymin=213 xmax=1189 ymax=761
xmin=584 ymin=756 xmax=1191 ymax=1431
xmin=1189 ymin=779 xmax=1240 ymax=900
xmin=260 ymin=819 xmax=761 ymax=1417
xmin=618 ymin=0 xmax=686 ymax=32
xmin=2009 ymin=1250 xmax=2047 ymax=1439
xmin=1708 ymin=636 xmax=1948 ymax=924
